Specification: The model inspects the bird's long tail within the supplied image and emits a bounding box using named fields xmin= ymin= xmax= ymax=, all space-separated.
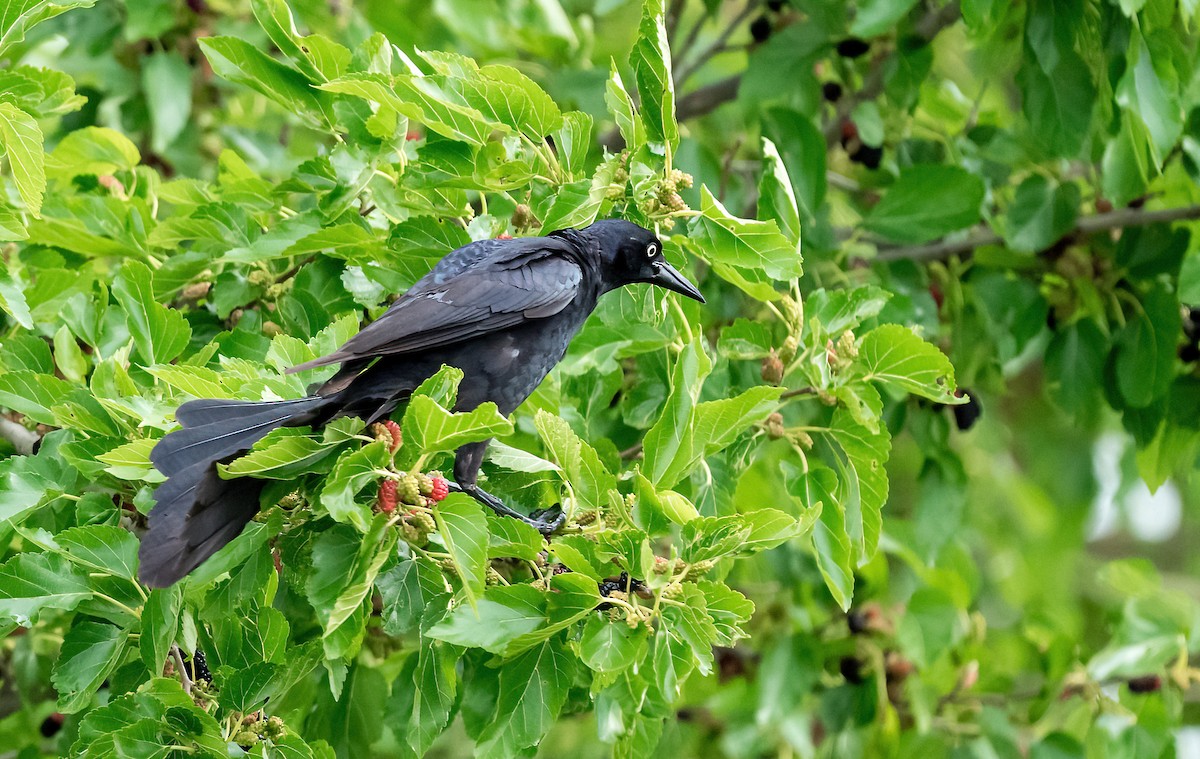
xmin=138 ymin=396 xmax=331 ymax=588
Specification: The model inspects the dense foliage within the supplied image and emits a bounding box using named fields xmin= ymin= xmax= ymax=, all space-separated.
xmin=0 ymin=0 xmax=1198 ymax=756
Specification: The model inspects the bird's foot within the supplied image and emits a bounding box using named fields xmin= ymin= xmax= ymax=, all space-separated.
xmin=449 ymin=483 xmax=566 ymax=535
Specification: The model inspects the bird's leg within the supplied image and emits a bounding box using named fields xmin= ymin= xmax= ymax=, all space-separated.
xmin=452 ymin=441 xmax=565 ymax=535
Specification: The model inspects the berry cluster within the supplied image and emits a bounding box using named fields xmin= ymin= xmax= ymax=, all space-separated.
xmin=370 ymin=420 xmax=403 ymax=452
xmin=375 ymin=471 xmax=449 ymax=514
xmin=641 ymin=168 xmax=693 ymax=225
xmin=233 ymin=714 xmax=287 ymax=750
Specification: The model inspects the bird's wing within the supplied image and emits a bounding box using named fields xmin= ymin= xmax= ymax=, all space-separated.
xmin=288 ymin=238 xmax=584 ymax=372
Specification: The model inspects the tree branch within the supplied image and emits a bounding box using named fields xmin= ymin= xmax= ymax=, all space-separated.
xmin=871 ymin=203 xmax=1200 ymax=264
xmin=677 ymin=74 xmax=742 ymax=121
xmin=0 ymin=417 xmax=38 ymax=455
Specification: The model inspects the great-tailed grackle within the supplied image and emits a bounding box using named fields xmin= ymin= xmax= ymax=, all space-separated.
xmin=139 ymin=219 xmax=704 ymax=587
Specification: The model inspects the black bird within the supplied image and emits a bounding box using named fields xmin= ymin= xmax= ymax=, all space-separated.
xmin=139 ymin=219 xmax=704 ymax=587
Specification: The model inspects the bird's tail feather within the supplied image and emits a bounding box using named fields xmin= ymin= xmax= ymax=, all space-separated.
xmin=139 ymin=395 xmax=330 ymax=588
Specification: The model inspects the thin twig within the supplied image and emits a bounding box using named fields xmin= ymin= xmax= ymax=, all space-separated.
xmin=675 ymin=0 xmax=761 ymax=87
xmin=0 ymin=417 xmax=38 ymax=455
xmin=171 ymin=645 xmax=193 ymax=696
xmin=870 ymin=203 xmax=1200 ymax=264
xmin=620 ymin=442 xmax=644 ymax=461
xmin=780 ymin=386 xmax=817 ymax=399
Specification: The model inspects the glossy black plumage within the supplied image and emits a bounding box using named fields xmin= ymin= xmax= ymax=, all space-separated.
xmin=138 ymin=219 xmax=704 ymax=588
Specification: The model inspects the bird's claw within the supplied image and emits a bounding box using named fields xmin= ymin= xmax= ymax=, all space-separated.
xmin=528 ymin=505 xmax=566 ymax=535
xmin=451 ymin=482 xmax=565 ymax=535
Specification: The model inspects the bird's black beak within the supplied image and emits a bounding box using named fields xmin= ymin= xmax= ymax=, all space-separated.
xmin=651 ymin=261 xmax=705 ymax=303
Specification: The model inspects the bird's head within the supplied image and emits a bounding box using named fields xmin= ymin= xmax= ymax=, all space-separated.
xmin=581 ymin=219 xmax=705 ymax=303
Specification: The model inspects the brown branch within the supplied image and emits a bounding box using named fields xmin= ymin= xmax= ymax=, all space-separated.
xmin=0 ymin=417 xmax=38 ymax=456
xmin=620 ymin=442 xmax=644 ymax=461
xmin=872 ymin=203 xmax=1200 ymax=264
xmin=677 ymin=74 xmax=742 ymax=121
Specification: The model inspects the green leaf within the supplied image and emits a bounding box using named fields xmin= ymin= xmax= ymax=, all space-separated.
xmin=642 ymin=339 xmax=711 ymax=487
xmin=605 ymin=64 xmax=643 ymax=148
xmin=505 ymin=573 xmax=600 ymax=654
xmin=533 ymin=410 xmax=616 ymax=512
xmin=397 ymin=642 xmax=459 ymax=756
xmin=112 ymin=261 xmax=191 ymax=366
xmin=306 ymin=519 xmax=392 ymax=656
xmin=218 ymin=661 xmax=281 ymax=713
xmin=472 ymin=638 xmax=575 ymax=757
xmin=320 ymin=72 xmax=493 ymax=146
xmin=319 ymin=441 xmax=390 ymax=530
xmin=1045 ymin=319 xmax=1107 ymax=419
xmin=863 ymin=165 xmax=984 ymax=244
xmin=789 ymin=466 xmax=852 ymax=609
xmin=433 ymin=493 xmax=490 ymax=609
xmin=486 ymin=514 xmax=544 ymax=561
xmin=224 ymin=430 xmax=344 ymax=479
xmin=53 ymin=324 xmax=87 ymax=382
xmin=858 ymin=324 xmax=960 ymax=403
xmin=661 ymin=583 xmax=718 ymax=675
xmin=142 ymin=51 xmax=192 ymax=153
xmin=1003 ymin=175 xmax=1080 ymax=253
xmin=199 ymin=37 xmax=335 ymax=127
xmin=403 ymin=395 xmax=512 ymax=455
xmin=1116 ymin=31 xmax=1182 ymax=163
xmin=553 ymin=111 xmax=593 ymax=177
xmin=699 ymin=580 xmax=753 ymax=645
xmin=420 ymin=52 xmax=563 ymax=140
xmin=0 ymin=370 xmax=72 ymax=424
xmin=0 ymin=551 xmax=93 ymax=626
xmin=682 ymin=516 xmax=751 ymax=563
xmin=634 ymin=472 xmax=699 ymax=530
xmin=738 ymin=507 xmax=815 ymax=555
xmin=51 ymin=620 xmax=128 ymax=713
xmin=377 ymin=554 xmax=450 ymax=636
xmin=0 ymin=265 xmax=32 ymax=324
xmin=690 ymin=185 xmax=802 ymax=299
xmin=140 ymin=586 xmax=182 ymax=676
xmin=628 ymin=0 xmax=677 ymax=149
xmin=55 ymin=524 xmax=140 ymax=581
xmin=1114 ymin=286 xmax=1177 ymax=409
xmin=758 ymin=137 xmax=801 ymax=248
xmin=0 ymin=0 xmax=96 ymax=59
xmin=826 ymin=406 xmax=890 ymax=564
xmin=1102 ymin=111 xmax=1156 ymax=207
xmin=579 ymin=614 xmax=647 ymax=673
xmin=46 ymin=125 xmax=140 ymax=179
xmin=427 ymin=583 xmax=546 ymax=653
xmin=1016 ymin=41 xmax=1096 ymax=159
xmin=851 ymin=0 xmax=920 ymax=37
xmin=96 ymin=437 xmax=162 ymax=482
xmin=644 ymin=341 xmax=781 ymax=489
xmin=251 ymin=0 xmax=335 ymax=82
xmin=0 ymin=102 xmax=44 ymax=214
xmin=716 ymin=318 xmax=774 ymax=360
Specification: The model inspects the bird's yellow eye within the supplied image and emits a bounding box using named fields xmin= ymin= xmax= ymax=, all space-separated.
xmin=646 ymin=242 xmax=659 ymax=259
